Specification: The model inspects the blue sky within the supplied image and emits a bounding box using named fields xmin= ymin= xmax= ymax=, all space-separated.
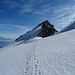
xmin=0 ymin=0 xmax=75 ymax=38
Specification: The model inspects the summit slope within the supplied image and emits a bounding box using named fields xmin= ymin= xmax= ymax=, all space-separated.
xmin=16 ymin=20 xmax=58 ymax=42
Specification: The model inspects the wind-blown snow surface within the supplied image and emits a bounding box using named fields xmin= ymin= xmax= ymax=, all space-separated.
xmin=0 ymin=29 xmax=75 ymax=75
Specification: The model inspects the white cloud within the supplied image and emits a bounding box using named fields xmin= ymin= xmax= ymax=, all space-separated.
xmin=0 ymin=24 xmax=28 ymax=30
xmin=3 ymin=0 xmax=19 ymax=9
xmin=1 ymin=0 xmax=51 ymax=14
xmin=33 ymin=2 xmax=75 ymax=30
xmin=0 ymin=33 xmax=19 ymax=39
xmin=1 ymin=0 xmax=75 ymax=30
xmin=52 ymin=4 xmax=75 ymax=29
xmin=20 ymin=4 xmax=33 ymax=13
xmin=2 ymin=0 xmax=33 ymax=13
xmin=0 ymin=24 xmax=32 ymax=38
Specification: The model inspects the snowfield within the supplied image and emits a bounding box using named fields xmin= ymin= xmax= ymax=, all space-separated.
xmin=0 ymin=29 xmax=75 ymax=75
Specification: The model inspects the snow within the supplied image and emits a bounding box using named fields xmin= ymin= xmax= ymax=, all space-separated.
xmin=0 ymin=28 xmax=75 ymax=75
xmin=16 ymin=26 xmax=43 ymax=42
xmin=58 ymin=21 xmax=75 ymax=34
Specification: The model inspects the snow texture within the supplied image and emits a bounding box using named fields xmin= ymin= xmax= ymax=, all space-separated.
xmin=0 ymin=29 xmax=75 ymax=75
xmin=0 ymin=24 xmax=75 ymax=75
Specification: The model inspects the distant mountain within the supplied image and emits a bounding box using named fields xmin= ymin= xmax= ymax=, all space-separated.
xmin=0 ymin=37 xmax=14 ymax=48
xmin=58 ymin=21 xmax=75 ymax=33
xmin=16 ymin=20 xmax=58 ymax=42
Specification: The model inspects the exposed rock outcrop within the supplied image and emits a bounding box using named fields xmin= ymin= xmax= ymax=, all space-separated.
xmin=38 ymin=20 xmax=58 ymax=37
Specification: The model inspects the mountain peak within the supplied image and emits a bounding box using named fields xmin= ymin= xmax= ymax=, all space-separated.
xmin=38 ymin=20 xmax=58 ymax=37
xmin=38 ymin=20 xmax=52 ymax=27
xmin=16 ymin=20 xmax=58 ymax=42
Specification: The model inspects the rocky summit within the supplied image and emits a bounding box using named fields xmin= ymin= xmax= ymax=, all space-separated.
xmin=38 ymin=20 xmax=58 ymax=37
xmin=16 ymin=20 xmax=58 ymax=42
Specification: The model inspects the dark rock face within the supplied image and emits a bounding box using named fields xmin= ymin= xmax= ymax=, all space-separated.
xmin=38 ymin=20 xmax=58 ymax=37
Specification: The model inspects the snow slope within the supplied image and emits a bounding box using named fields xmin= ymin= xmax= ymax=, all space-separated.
xmin=16 ymin=25 xmax=43 ymax=42
xmin=58 ymin=21 xmax=75 ymax=33
xmin=0 ymin=28 xmax=75 ymax=75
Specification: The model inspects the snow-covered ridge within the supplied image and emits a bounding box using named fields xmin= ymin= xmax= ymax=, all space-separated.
xmin=58 ymin=21 xmax=75 ymax=33
xmin=15 ymin=20 xmax=58 ymax=42
xmin=16 ymin=26 xmax=43 ymax=42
